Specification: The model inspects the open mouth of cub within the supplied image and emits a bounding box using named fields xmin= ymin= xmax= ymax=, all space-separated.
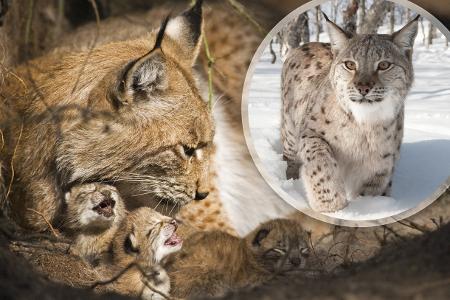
xmin=93 ymin=197 xmax=115 ymax=218
xmin=164 ymin=232 xmax=182 ymax=247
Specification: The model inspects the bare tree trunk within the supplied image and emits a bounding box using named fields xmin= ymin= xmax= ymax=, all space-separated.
xmin=389 ymin=2 xmax=395 ymax=34
xmin=331 ymin=0 xmax=337 ymax=22
xmin=299 ymin=12 xmax=310 ymax=44
xmin=343 ymin=0 xmax=358 ymax=34
xmin=399 ymin=7 xmax=403 ymax=24
xmin=315 ymin=6 xmax=321 ymax=42
xmin=420 ymin=17 xmax=426 ymax=44
xmin=357 ymin=0 xmax=366 ymax=33
xmin=427 ymin=22 xmax=434 ymax=48
xmin=269 ymin=38 xmax=277 ymax=64
xmin=279 ymin=12 xmax=309 ymax=57
xmin=359 ymin=0 xmax=390 ymax=34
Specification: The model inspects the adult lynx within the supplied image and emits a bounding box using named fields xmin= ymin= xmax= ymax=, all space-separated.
xmin=281 ymin=14 xmax=419 ymax=212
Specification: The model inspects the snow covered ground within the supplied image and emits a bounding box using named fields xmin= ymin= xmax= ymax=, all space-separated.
xmin=245 ymin=21 xmax=450 ymax=222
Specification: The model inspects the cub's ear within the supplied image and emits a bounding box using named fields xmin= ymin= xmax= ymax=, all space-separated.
xmin=124 ymin=229 xmax=140 ymax=254
xmin=166 ymin=0 xmax=203 ymax=66
xmin=322 ymin=12 xmax=351 ymax=54
xmin=392 ymin=15 xmax=419 ymax=58
xmin=252 ymin=228 xmax=271 ymax=246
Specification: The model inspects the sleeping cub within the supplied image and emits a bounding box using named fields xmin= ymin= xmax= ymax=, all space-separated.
xmin=166 ymin=218 xmax=310 ymax=298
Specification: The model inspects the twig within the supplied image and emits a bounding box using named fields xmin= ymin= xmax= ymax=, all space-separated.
xmin=397 ymin=220 xmax=429 ymax=233
xmin=203 ymin=35 xmax=215 ymax=109
xmin=71 ymin=0 xmax=100 ymax=94
xmin=227 ymin=0 xmax=266 ymax=36
xmin=26 ymin=208 xmax=59 ymax=237
xmin=91 ymin=262 xmax=174 ymax=300
xmin=382 ymin=225 xmax=406 ymax=241
xmin=5 ymin=122 xmax=23 ymax=202
xmin=0 ymin=127 xmax=4 ymax=152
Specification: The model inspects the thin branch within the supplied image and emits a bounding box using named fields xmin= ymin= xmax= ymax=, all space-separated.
xmin=71 ymin=0 xmax=100 ymax=94
xmin=227 ymin=0 xmax=266 ymax=36
xmin=203 ymin=35 xmax=215 ymax=109
xmin=90 ymin=262 xmax=175 ymax=300
xmin=5 ymin=122 xmax=23 ymax=202
xmin=26 ymin=208 xmax=59 ymax=237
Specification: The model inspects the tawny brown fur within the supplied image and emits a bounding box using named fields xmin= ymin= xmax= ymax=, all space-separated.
xmin=166 ymin=218 xmax=310 ymax=298
xmin=1 ymin=4 xmax=216 ymax=232
xmin=64 ymin=183 xmax=126 ymax=264
xmin=99 ymin=207 xmax=181 ymax=300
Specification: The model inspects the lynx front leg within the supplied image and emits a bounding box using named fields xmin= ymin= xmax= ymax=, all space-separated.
xmin=360 ymin=171 xmax=393 ymax=197
xmin=299 ymin=134 xmax=347 ymax=212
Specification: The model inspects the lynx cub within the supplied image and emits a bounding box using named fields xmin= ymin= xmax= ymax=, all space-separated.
xmin=281 ymin=15 xmax=419 ymax=212
xmin=64 ymin=183 xmax=126 ymax=264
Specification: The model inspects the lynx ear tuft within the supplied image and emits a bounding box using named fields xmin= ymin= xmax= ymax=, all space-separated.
xmin=166 ymin=0 xmax=203 ymax=65
xmin=323 ymin=12 xmax=351 ymax=54
xmin=392 ymin=15 xmax=419 ymax=57
xmin=152 ymin=14 xmax=171 ymax=51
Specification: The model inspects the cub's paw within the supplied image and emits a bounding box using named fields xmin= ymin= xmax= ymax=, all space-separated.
xmin=285 ymin=161 xmax=300 ymax=180
xmin=309 ymin=190 xmax=348 ymax=213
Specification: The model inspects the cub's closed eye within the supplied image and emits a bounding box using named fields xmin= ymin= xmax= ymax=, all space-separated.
xmin=377 ymin=61 xmax=391 ymax=70
xmin=183 ymin=145 xmax=196 ymax=157
xmin=344 ymin=61 xmax=357 ymax=71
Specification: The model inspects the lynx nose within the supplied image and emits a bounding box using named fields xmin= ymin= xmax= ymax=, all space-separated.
xmin=355 ymin=82 xmax=374 ymax=96
xmin=194 ymin=191 xmax=209 ymax=201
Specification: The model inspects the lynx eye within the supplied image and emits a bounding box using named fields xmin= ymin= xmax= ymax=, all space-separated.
xmin=377 ymin=61 xmax=392 ymax=71
xmin=344 ymin=61 xmax=356 ymax=71
xmin=183 ymin=145 xmax=196 ymax=157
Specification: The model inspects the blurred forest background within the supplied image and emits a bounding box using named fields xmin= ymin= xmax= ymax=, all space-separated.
xmin=275 ymin=0 xmax=448 ymax=61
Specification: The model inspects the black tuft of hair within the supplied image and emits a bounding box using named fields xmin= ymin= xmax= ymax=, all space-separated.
xmin=152 ymin=14 xmax=171 ymax=51
xmin=182 ymin=0 xmax=203 ymax=45
xmin=322 ymin=11 xmax=331 ymax=22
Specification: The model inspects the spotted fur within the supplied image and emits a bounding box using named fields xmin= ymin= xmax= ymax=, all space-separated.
xmin=281 ymin=16 xmax=418 ymax=212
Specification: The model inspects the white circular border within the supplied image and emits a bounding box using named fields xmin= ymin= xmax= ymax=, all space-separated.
xmin=242 ymin=0 xmax=450 ymax=227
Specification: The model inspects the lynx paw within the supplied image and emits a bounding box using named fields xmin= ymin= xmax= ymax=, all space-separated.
xmin=309 ymin=191 xmax=348 ymax=213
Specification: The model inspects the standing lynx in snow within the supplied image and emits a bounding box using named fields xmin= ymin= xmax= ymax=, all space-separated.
xmin=281 ymin=14 xmax=419 ymax=212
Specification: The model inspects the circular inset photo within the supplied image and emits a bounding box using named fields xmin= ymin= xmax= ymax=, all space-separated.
xmin=243 ymin=0 xmax=450 ymax=226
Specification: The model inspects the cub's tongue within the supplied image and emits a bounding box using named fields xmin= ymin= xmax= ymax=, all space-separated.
xmin=164 ymin=232 xmax=182 ymax=246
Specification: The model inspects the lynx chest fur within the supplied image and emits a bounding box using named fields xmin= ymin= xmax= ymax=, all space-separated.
xmin=281 ymin=16 xmax=419 ymax=212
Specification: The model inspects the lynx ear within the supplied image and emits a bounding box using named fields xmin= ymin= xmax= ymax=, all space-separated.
xmin=323 ymin=12 xmax=351 ymax=54
xmin=252 ymin=228 xmax=270 ymax=246
xmin=124 ymin=229 xmax=140 ymax=254
xmin=392 ymin=15 xmax=419 ymax=57
xmin=166 ymin=0 xmax=203 ymax=66
xmin=113 ymin=18 xmax=170 ymax=107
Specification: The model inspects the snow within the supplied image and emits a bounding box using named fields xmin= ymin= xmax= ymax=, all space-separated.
xmin=245 ymin=21 xmax=450 ymax=222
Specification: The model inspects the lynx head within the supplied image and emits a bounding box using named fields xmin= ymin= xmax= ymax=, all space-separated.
xmin=64 ymin=183 xmax=125 ymax=232
xmin=113 ymin=207 xmax=182 ymax=266
xmin=246 ymin=219 xmax=310 ymax=273
xmin=325 ymin=14 xmax=419 ymax=123
xmin=57 ymin=1 xmax=213 ymax=212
